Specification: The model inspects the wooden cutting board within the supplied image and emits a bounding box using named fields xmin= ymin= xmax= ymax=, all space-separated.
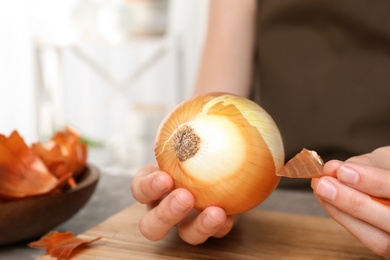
xmin=37 ymin=203 xmax=380 ymax=259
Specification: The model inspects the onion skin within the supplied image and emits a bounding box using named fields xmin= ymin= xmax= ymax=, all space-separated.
xmin=154 ymin=92 xmax=285 ymax=215
xmin=277 ymin=148 xmax=324 ymax=178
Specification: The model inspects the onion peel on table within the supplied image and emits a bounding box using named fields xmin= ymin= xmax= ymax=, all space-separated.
xmin=277 ymin=148 xmax=390 ymax=207
xmin=0 ymin=127 xmax=87 ymax=201
xmin=28 ymin=231 xmax=101 ymax=260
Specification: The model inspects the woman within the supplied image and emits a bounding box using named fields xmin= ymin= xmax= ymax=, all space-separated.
xmin=131 ymin=0 xmax=390 ymax=257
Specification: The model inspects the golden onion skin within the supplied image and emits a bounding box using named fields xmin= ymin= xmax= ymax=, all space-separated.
xmin=154 ymin=92 xmax=285 ymax=215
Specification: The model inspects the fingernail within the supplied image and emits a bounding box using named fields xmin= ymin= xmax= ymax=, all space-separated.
xmin=203 ymin=214 xmax=221 ymax=228
xmin=171 ymin=194 xmax=190 ymax=213
xmin=338 ymin=164 xmax=359 ymax=185
xmin=316 ymin=179 xmax=337 ymax=201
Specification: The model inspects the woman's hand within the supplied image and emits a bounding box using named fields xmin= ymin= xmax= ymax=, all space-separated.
xmin=131 ymin=162 xmax=238 ymax=245
xmin=311 ymin=146 xmax=390 ymax=258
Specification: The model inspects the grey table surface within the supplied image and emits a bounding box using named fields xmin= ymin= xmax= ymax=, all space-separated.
xmin=0 ymin=164 xmax=327 ymax=260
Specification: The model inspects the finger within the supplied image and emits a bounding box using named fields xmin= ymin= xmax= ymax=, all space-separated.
xmin=139 ymin=188 xmax=195 ymax=241
xmin=131 ymin=165 xmax=174 ymax=204
xmin=177 ymin=207 xmax=229 ymax=245
xmin=323 ymin=160 xmax=343 ymax=175
xmin=336 ymin=162 xmax=390 ymax=199
xmin=316 ymin=198 xmax=390 ymax=257
xmin=134 ymin=162 xmax=160 ymax=178
xmin=312 ymin=177 xmax=390 ymax=234
xmin=370 ymin=147 xmax=390 ymax=170
xmin=213 ymin=215 xmax=239 ymax=239
xmin=347 ymin=147 xmax=390 ymax=170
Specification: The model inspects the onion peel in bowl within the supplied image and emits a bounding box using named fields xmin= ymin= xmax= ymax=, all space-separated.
xmin=0 ymin=127 xmax=87 ymax=201
xmin=277 ymin=148 xmax=390 ymax=207
xmin=32 ymin=127 xmax=87 ymax=181
xmin=0 ymin=131 xmax=58 ymax=199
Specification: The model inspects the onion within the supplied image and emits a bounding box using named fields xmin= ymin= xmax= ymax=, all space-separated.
xmin=154 ymin=92 xmax=285 ymax=215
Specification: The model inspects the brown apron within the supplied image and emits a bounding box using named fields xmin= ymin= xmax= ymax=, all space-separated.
xmin=251 ymin=0 xmax=390 ymax=160
xmin=250 ymin=0 xmax=390 ymax=188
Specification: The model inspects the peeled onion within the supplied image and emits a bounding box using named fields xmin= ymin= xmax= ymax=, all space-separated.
xmin=154 ymin=92 xmax=285 ymax=215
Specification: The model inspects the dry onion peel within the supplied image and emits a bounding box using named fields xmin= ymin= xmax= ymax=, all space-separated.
xmin=276 ymin=148 xmax=324 ymax=178
xmin=0 ymin=127 xmax=87 ymax=200
xmin=29 ymin=231 xmax=101 ymax=260
xmin=154 ymin=92 xmax=285 ymax=215
xmin=0 ymin=131 xmax=58 ymax=199
xmin=277 ymin=148 xmax=390 ymax=207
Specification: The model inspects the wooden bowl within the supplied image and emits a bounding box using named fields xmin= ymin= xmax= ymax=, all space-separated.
xmin=0 ymin=164 xmax=100 ymax=246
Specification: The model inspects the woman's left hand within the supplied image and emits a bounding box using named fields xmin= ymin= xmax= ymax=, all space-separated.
xmin=311 ymin=146 xmax=390 ymax=258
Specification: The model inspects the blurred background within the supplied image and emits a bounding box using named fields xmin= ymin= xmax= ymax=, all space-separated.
xmin=0 ymin=0 xmax=209 ymax=173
